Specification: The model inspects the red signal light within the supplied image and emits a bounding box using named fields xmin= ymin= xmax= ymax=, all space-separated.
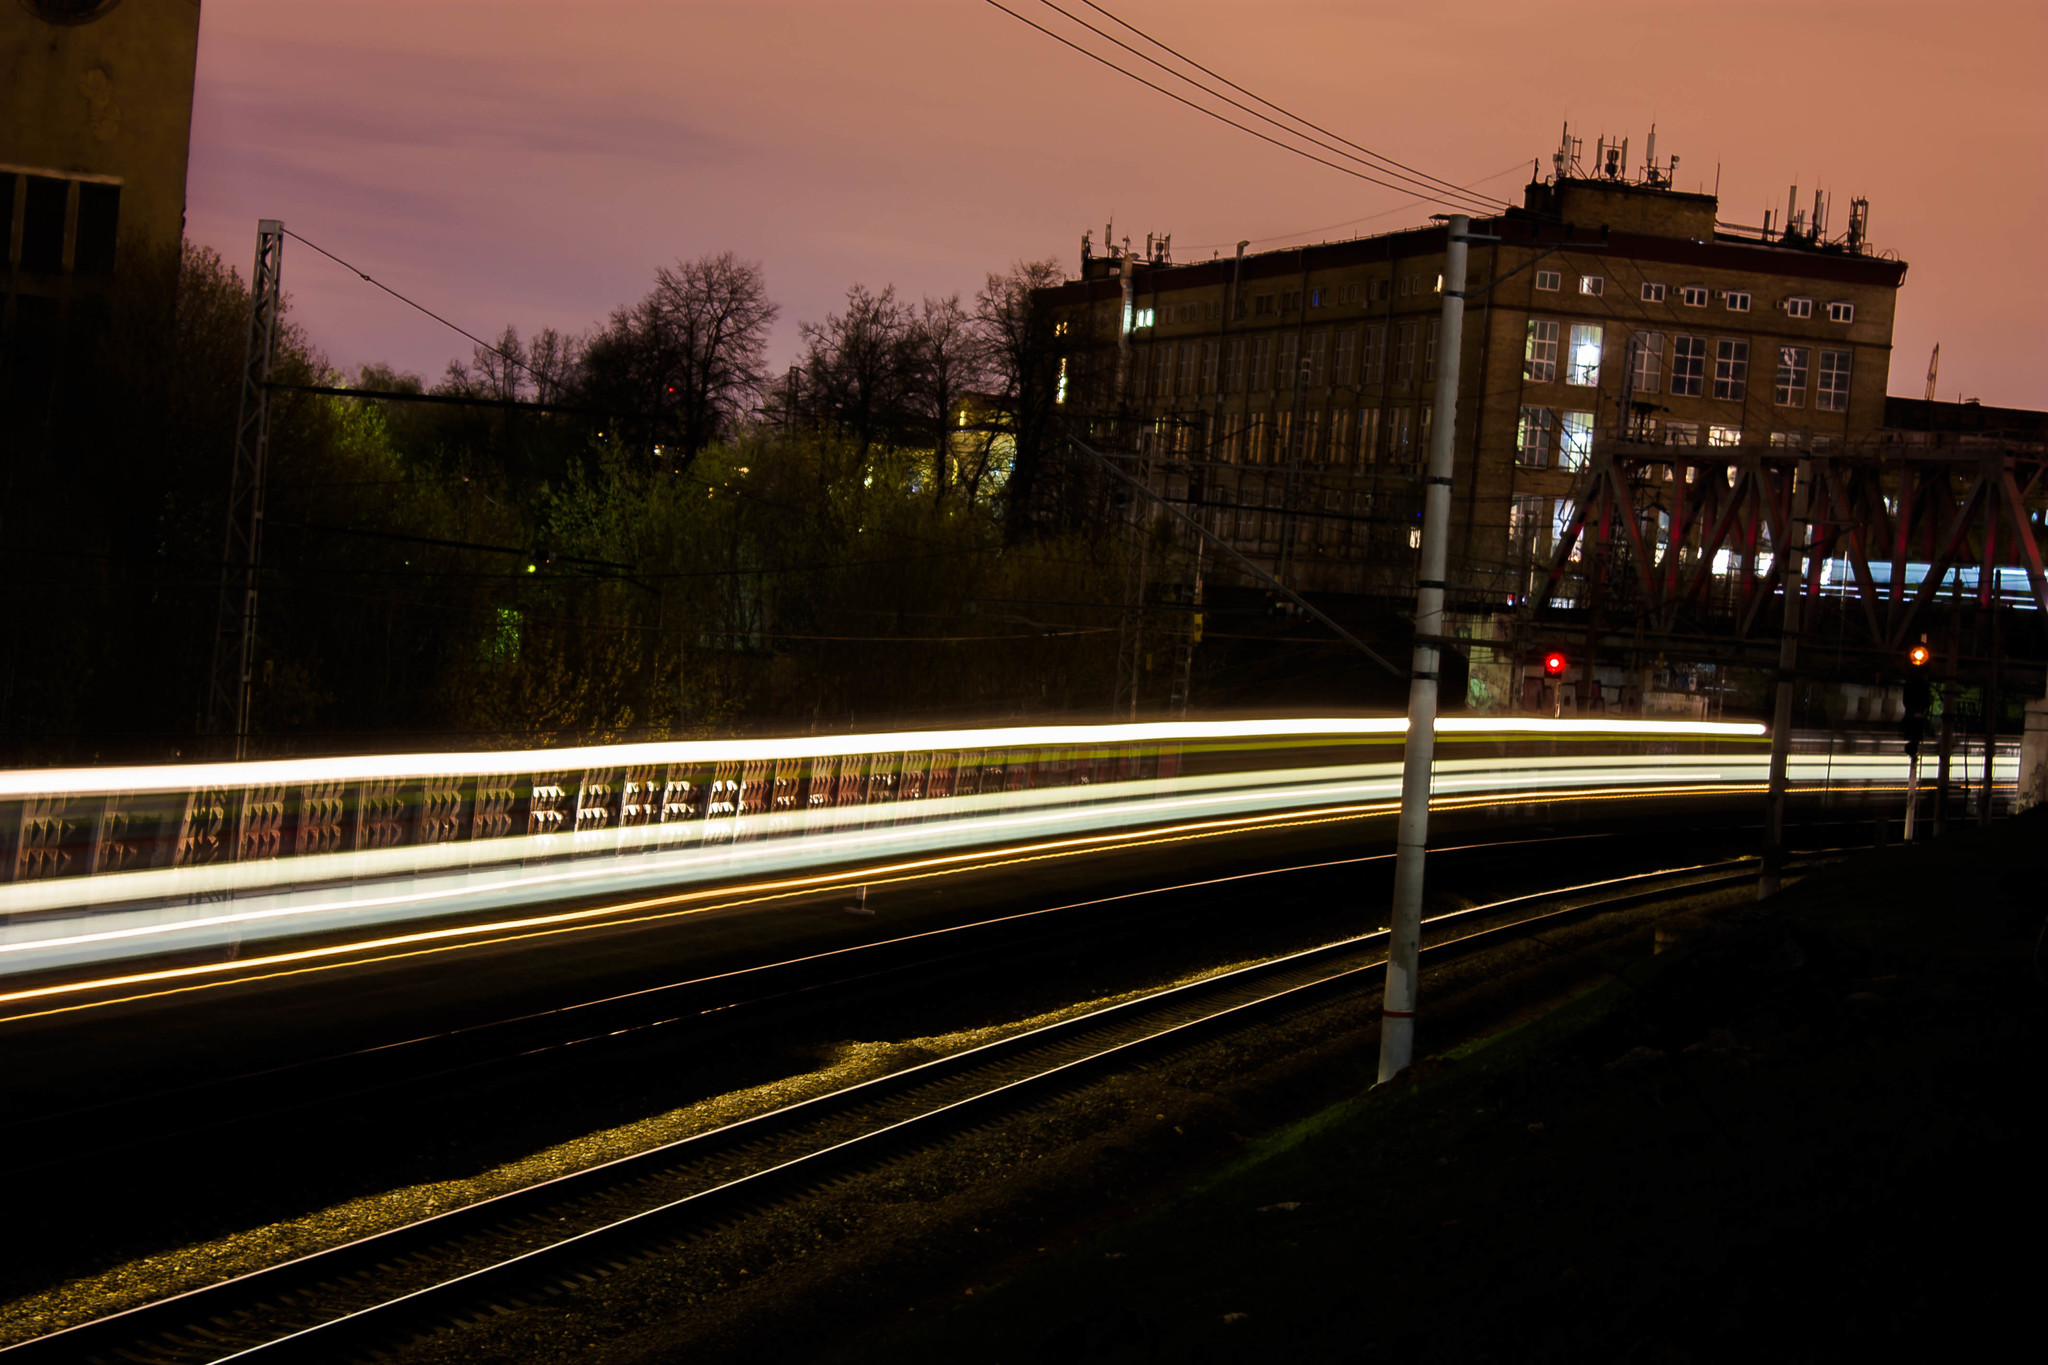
xmin=1542 ymin=650 xmax=1569 ymax=677
xmin=1908 ymin=643 xmax=1930 ymax=667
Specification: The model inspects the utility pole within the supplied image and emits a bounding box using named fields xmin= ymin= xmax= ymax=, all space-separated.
xmin=206 ymin=219 xmax=284 ymax=761
xmin=1759 ymin=456 xmax=1812 ymax=897
xmin=1376 ymin=214 xmax=1468 ymax=1085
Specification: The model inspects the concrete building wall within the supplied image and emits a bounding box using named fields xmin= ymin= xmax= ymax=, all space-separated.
xmin=3 ymin=0 xmax=203 ymax=278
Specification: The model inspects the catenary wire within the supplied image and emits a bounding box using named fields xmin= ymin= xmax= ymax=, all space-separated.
xmin=1070 ymin=0 xmax=1513 ymax=209
xmin=1027 ymin=0 xmax=1506 ymax=212
xmin=977 ymin=1 xmax=1502 ymax=212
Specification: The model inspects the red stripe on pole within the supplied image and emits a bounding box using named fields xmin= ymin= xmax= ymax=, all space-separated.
xmin=1382 ymin=1009 xmax=1416 ymax=1019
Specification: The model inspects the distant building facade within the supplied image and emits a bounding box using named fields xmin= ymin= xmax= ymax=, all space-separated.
xmin=3 ymin=0 xmax=202 ymax=343
xmin=1035 ymin=144 xmax=1909 ymax=609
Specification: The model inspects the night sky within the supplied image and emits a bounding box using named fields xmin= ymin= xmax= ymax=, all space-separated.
xmin=184 ymin=1 xmax=2045 ymax=406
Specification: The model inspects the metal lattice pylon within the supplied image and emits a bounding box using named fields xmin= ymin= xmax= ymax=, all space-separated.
xmin=206 ymin=220 xmax=284 ymax=760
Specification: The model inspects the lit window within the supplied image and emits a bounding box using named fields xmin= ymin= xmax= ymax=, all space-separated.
xmin=1524 ymin=319 xmax=1559 ymax=383
xmin=1680 ymin=285 xmax=1709 ymax=308
xmin=1775 ymin=346 xmax=1810 ymax=407
xmin=1641 ymin=282 xmax=1667 ymax=303
xmin=1818 ymin=350 xmax=1852 ymax=411
xmin=1671 ymin=335 xmax=1707 ymax=396
xmin=1434 ymin=273 xmax=1444 ymax=293
xmin=1056 ymin=357 xmax=1068 ymax=405
xmin=1579 ymin=275 xmax=1604 ymax=296
xmin=1713 ymin=338 xmax=1749 ymax=401
xmin=1535 ymin=269 xmax=1561 ymax=292
xmin=1138 ymin=307 xmax=1154 ymax=328
xmin=1567 ymin=324 xmax=1603 ymax=387
xmin=1517 ymin=406 xmax=1554 ymax=468
xmin=1709 ymin=424 xmax=1742 ymax=448
xmin=1724 ymin=290 xmax=1752 ymax=313
xmin=1630 ymin=332 xmax=1663 ymax=395
xmin=1784 ymin=297 xmax=1813 ymax=319
xmin=1827 ymin=301 xmax=1856 ymax=323
xmin=1663 ymin=420 xmax=1700 ymax=446
xmin=1559 ymin=411 xmax=1595 ymax=470
xmin=1769 ymin=432 xmax=1799 ymax=448
xmin=1054 ymin=320 xmax=1071 ymax=336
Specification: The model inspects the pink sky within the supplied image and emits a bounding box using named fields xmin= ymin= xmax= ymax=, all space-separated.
xmin=186 ymin=1 xmax=2046 ymax=407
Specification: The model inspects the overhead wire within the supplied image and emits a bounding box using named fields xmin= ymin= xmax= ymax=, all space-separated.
xmin=1023 ymin=0 xmax=1507 ymax=213
xmin=1070 ymin=0 xmax=1510 ymax=209
xmin=977 ymin=1 xmax=1502 ymax=213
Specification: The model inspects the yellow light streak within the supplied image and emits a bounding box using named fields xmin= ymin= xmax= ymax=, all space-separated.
xmin=0 ymin=780 xmax=1763 ymax=1026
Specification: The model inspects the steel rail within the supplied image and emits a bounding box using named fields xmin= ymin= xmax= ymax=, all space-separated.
xmin=1 ymin=852 xmax=1810 ymax=1365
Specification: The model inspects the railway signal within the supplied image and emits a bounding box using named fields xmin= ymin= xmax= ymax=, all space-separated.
xmin=1543 ymin=649 xmax=1569 ymax=677
xmin=1902 ymin=638 xmax=1932 ymax=839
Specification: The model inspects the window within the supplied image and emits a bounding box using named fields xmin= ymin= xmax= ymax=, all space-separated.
xmin=1153 ymin=345 xmax=1173 ymax=398
xmin=1308 ymin=287 xmax=1328 ymax=308
xmin=1335 ymin=329 xmax=1358 ymax=384
xmin=1567 ymin=324 xmax=1603 ymax=387
xmin=1255 ymin=294 xmax=1276 ymax=316
xmin=1818 ymin=350 xmax=1851 ymax=411
xmin=1784 ymin=297 xmax=1813 ymax=319
xmin=1579 ymin=274 xmax=1605 ymax=296
xmin=1641 ymin=282 xmax=1667 ymax=303
xmin=1361 ymin=325 xmax=1385 ymax=383
xmin=1769 ymin=432 xmax=1800 ymax=448
xmin=1393 ymin=323 xmax=1417 ymax=384
xmin=1708 ymin=425 xmax=1742 ymax=448
xmin=1663 ymin=420 xmax=1700 ymax=446
xmin=1358 ymin=409 xmax=1381 ymax=465
xmin=1301 ymin=331 xmax=1325 ymax=386
xmin=1524 ymin=319 xmax=1559 ymax=383
xmin=1276 ymin=333 xmax=1298 ymax=386
xmin=1713 ymin=338 xmax=1749 ymax=401
xmin=1559 ymin=411 xmax=1595 ymax=471
xmin=1423 ymin=319 xmax=1439 ymax=382
xmin=1270 ymin=412 xmax=1294 ymax=465
xmin=1517 ymin=406 xmax=1554 ymax=468
xmin=1671 ymin=335 xmax=1707 ymax=396
xmin=1509 ymin=494 xmax=1549 ymax=567
xmin=1055 ymin=357 xmax=1068 ymax=405
xmin=1226 ymin=338 xmax=1247 ymax=392
xmin=74 ymin=183 xmax=120 ymax=278
xmin=1774 ymin=346 xmax=1809 ymax=407
xmin=1535 ymin=269 xmax=1561 ymax=292
xmin=1389 ymin=407 xmax=1415 ymax=461
xmin=1724 ymin=291 xmax=1752 ymax=313
xmin=21 ymin=175 xmax=67 ymax=274
xmin=1434 ymin=274 xmax=1444 ymax=294
xmin=1630 ymin=332 xmax=1663 ymax=395
xmin=1283 ymin=290 xmax=1303 ymax=312
xmin=1680 ymin=285 xmax=1709 ymax=308
xmin=1827 ymin=301 xmax=1856 ymax=323
xmin=1303 ymin=409 xmax=1326 ymax=462
xmin=1136 ymin=307 xmax=1155 ymax=329
xmin=1371 ymin=278 xmax=1391 ymax=303
xmin=1201 ymin=341 xmax=1219 ymax=394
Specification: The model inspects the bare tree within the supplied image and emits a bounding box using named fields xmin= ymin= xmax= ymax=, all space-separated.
xmin=581 ymin=252 xmax=777 ymax=467
xmin=903 ymin=294 xmax=985 ymax=501
xmin=797 ymin=283 xmax=916 ymax=460
xmin=973 ymin=259 xmax=1068 ymax=532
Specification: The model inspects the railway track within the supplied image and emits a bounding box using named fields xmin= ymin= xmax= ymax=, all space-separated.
xmin=3 ymin=849 xmax=1814 ymax=1364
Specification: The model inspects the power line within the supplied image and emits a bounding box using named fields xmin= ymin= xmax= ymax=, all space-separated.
xmin=977 ymin=1 xmax=1503 ymax=213
xmin=1069 ymin=0 xmax=1510 ymax=209
xmin=281 ymin=229 xmax=535 ymax=384
xmin=1026 ymin=0 xmax=1506 ymax=213
xmin=1181 ymin=159 xmax=1533 ymax=252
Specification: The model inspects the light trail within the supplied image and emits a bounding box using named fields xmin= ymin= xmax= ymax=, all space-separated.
xmin=0 ymin=715 xmax=1763 ymax=798
xmin=0 ymin=781 xmax=1771 ymax=1025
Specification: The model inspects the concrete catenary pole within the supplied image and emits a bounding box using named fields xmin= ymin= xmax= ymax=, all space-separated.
xmin=1376 ymin=215 xmax=1469 ymax=1084
xmin=1759 ymin=456 xmax=1812 ymax=898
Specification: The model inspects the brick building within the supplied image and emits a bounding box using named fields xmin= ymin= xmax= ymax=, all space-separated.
xmin=1035 ymin=146 xmax=1909 ymax=617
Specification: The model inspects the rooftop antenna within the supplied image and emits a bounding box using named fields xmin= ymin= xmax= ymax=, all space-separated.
xmin=1644 ymin=125 xmax=1658 ymax=184
xmin=1786 ymin=184 xmax=1800 ymax=237
xmin=1812 ymin=189 xmax=1824 ymax=238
